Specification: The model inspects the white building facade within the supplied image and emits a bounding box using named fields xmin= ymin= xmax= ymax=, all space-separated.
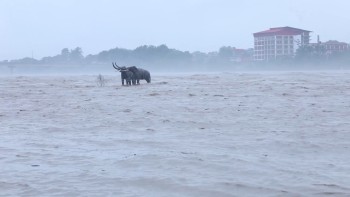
xmin=253 ymin=27 xmax=311 ymax=61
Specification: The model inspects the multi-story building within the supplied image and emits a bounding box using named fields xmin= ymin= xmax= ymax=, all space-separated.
xmin=322 ymin=40 xmax=349 ymax=54
xmin=309 ymin=39 xmax=349 ymax=57
xmin=253 ymin=26 xmax=311 ymax=61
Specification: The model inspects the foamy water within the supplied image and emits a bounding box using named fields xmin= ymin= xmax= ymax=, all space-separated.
xmin=1 ymin=72 xmax=350 ymax=196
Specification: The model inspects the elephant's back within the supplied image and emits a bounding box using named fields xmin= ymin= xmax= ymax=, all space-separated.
xmin=138 ymin=69 xmax=150 ymax=78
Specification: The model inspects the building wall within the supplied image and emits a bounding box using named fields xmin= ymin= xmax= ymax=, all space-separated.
xmin=254 ymin=31 xmax=310 ymax=61
xmin=324 ymin=43 xmax=349 ymax=52
xmin=254 ymin=35 xmax=296 ymax=61
xmin=310 ymin=41 xmax=350 ymax=56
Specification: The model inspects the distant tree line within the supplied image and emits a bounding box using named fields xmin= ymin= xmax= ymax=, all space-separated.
xmin=294 ymin=45 xmax=350 ymax=65
xmin=0 ymin=44 xmax=253 ymax=68
xmin=86 ymin=45 xmax=192 ymax=66
xmin=1 ymin=47 xmax=84 ymax=65
xmin=261 ymin=45 xmax=350 ymax=68
xmin=1 ymin=44 xmax=349 ymax=69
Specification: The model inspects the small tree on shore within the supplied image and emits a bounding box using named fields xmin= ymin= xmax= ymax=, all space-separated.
xmin=96 ymin=74 xmax=106 ymax=87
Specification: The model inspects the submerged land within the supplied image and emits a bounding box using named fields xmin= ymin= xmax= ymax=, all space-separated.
xmin=1 ymin=71 xmax=350 ymax=196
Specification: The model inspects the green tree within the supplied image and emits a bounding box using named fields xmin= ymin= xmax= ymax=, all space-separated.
xmin=61 ymin=48 xmax=70 ymax=62
xmin=295 ymin=45 xmax=326 ymax=63
xmin=70 ymin=47 xmax=83 ymax=61
xmin=218 ymin=46 xmax=234 ymax=60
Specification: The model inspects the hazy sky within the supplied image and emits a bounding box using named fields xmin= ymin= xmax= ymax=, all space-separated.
xmin=1 ymin=0 xmax=350 ymax=60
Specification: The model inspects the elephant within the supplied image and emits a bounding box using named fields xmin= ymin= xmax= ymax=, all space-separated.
xmin=127 ymin=66 xmax=151 ymax=84
xmin=112 ymin=62 xmax=134 ymax=86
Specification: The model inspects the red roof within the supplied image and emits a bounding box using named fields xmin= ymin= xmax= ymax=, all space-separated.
xmin=254 ymin=26 xmax=311 ymax=37
xmin=323 ymin=40 xmax=348 ymax=45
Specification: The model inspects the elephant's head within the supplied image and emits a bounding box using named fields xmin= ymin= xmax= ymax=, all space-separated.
xmin=127 ymin=66 xmax=139 ymax=74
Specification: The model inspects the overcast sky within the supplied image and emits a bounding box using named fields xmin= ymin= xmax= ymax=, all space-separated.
xmin=1 ymin=0 xmax=350 ymax=60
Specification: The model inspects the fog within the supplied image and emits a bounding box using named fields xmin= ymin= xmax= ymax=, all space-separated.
xmin=2 ymin=1 xmax=350 ymax=196
xmin=2 ymin=71 xmax=350 ymax=196
xmin=1 ymin=0 xmax=350 ymax=61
